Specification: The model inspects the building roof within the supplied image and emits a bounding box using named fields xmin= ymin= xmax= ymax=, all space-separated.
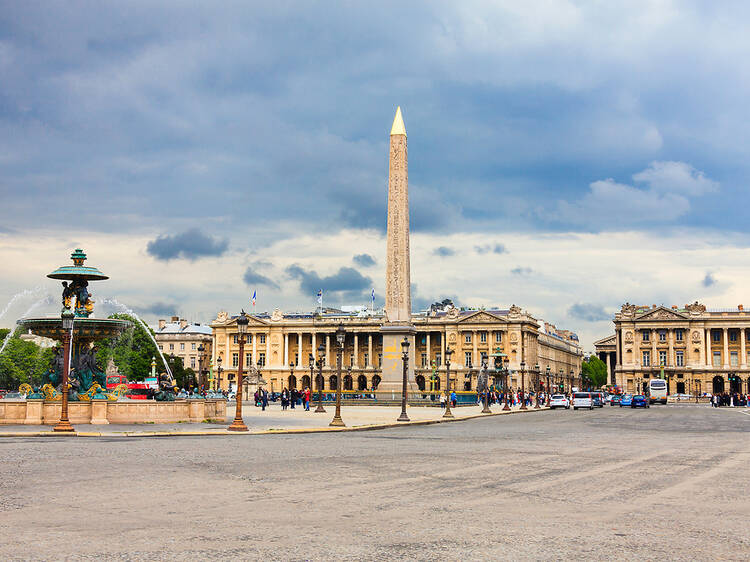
xmin=153 ymin=321 xmax=212 ymax=335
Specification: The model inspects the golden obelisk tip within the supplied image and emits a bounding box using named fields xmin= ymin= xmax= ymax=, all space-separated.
xmin=390 ymin=106 xmax=406 ymax=136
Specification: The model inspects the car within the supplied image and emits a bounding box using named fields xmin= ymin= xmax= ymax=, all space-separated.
xmin=619 ymin=394 xmax=633 ymax=407
xmin=631 ymin=394 xmax=650 ymax=408
xmin=549 ymin=394 xmax=570 ymax=409
xmin=572 ymin=392 xmax=593 ymax=410
xmin=590 ymin=392 xmax=605 ymax=407
xmin=610 ymin=395 xmax=621 ymax=406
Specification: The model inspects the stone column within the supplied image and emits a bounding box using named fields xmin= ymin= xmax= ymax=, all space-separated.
xmin=265 ymin=332 xmax=270 ymax=365
xmin=741 ymin=329 xmax=746 ymax=367
xmin=298 ymin=333 xmax=303 ymax=365
xmin=224 ymin=331 xmax=230 ymax=366
xmin=426 ymin=333 xmax=431 ymax=367
xmin=651 ymin=329 xmax=657 ymax=367
xmin=668 ymin=329 xmax=674 ymax=367
xmin=615 ymin=328 xmax=621 ymax=367
xmin=368 ymin=333 xmax=373 ymax=367
xmin=354 ymin=333 xmax=359 ymax=367
xmin=472 ymin=330 xmax=478 ymax=367
xmin=284 ymin=333 xmax=289 ymax=366
xmin=252 ymin=332 xmax=257 ymax=365
xmin=326 ymin=334 xmax=331 ymax=367
xmin=706 ymin=329 xmax=711 ymax=366
xmin=723 ymin=327 xmax=729 ymax=367
xmin=441 ymin=330 xmax=446 ymax=367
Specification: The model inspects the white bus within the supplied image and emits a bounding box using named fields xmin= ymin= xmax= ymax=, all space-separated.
xmin=648 ymin=379 xmax=668 ymax=405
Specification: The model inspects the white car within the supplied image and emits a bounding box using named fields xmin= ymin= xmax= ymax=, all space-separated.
xmin=549 ymin=394 xmax=570 ymax=409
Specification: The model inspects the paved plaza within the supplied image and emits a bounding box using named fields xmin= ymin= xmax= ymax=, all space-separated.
xmin=1 ymin=405 xmax=749 ymax=560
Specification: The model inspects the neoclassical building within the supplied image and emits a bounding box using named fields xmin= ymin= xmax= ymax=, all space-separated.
xmin=209 ymin=305 xmax=582 ymax=394
xmin=595 ymin=302 xmax=750 ymax=395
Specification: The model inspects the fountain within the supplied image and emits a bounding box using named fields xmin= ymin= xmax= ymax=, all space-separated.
xmin=0 ymin=249 xmax=226 ymax=426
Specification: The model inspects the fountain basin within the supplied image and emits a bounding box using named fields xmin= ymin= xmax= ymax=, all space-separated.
xmin=17 ymin=317 xmax=131 ymax=343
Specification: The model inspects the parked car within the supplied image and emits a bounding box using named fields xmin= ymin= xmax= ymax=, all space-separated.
xmin=619 ymin=394 xmax=633 ymax=407
xmin=549 ymin=394 xmax=570 ymax=409
xmin=590 ymin=391 xmax=605 ymax=407
xmin=572 ymin=392 xmax=593 ymax=410
xmin=631 ymin=394 xmax=650 ymax=408
xmin=610 ymin=395 xmax=621 ymax=406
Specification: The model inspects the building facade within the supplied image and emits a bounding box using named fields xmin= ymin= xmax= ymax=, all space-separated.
xmin=210 ymin=305 xmax=582 ymax=394
xmin=595 ymin=302 xmax=750 ymax=395
xmin=153 ymin=317 xmax=212 ymax=385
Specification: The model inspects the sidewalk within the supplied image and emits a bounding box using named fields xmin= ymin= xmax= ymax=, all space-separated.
xmin=0 ymin=402 xmax=548 ymax=437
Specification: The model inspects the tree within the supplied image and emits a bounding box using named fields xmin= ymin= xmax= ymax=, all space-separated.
xmin=582 ymin=356 xmax=608 ymax=388
xmin=95 ymin=314 xmax=161 ymax=382
xmin=0 ymin=329 xmax=55 ymax=390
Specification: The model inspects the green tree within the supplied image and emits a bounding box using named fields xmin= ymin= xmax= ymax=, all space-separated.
xmin=95 ymin=314 xmax=161 ymax=382
xmin=582 ymin=356 xmax=608 ymax=388
xmin=0 ymin=329 xmax=55 ymax=390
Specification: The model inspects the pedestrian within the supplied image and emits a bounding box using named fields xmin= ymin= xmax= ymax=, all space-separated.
xmin=261 ymin=388 xmax=268 ymax=411
xmin=450 ymin=390 xmax=457 ymax=408
xmin=304 ymin=386 xmax=311 ymax=410
xmin=281 ymin=387 xmax=289 ymax=410
xmin=440 ymin=393 xmax=446 ymax=409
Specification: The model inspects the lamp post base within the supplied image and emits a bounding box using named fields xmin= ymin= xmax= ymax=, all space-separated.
xmin=315 ymin=404 xmax=326 ymax=413
xmin=53 ymin=420 xmax=75 ymax=432
xmin=482 ymin=405 xmax=492 ymax=414
xmin=442 ymin=410 xmax=454 ymax=419
xmin=397 ymin=411 xmax=410 ymax=422
xmin=227 ymin=418 xmax=249 ymax=432
xmin=502 ymin=403 xmax=511 ymax=411
xmin=329 ymin=415 xmax=345 ymax=427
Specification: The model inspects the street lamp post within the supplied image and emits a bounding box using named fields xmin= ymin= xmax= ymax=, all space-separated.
xmin=520 ymin=361 xmax=527 ymax=410
xmin=228 ymin=311 xmax=249 ymax=432
xmin=443 ymin=348 xmax=454 ymax=418
xmin=197 ymin=343 xmax=205 ymax=389
xmin=315 ymin=343 xmax=326 ymax=413
xmin=534 ymin=363 xmax=541 ymax=409
xmin=502 ymin=358 xmax=511 ymax=410
xmin=217 ymin=356 xmax=223 ymax=392
xmin=481 ymin=362 xmax=492 ymax=414
xmin=398 ymin=337 xmax=410 ymax=422
xmin=330 ymin=324 xmax=345 ymax=426
xmin=308 ymin=353 xmax=315 ymax=408
xmin=53 ymin=309 xmax=75 ymax=433
xmin=546 ymin=365 xmax=551 ymax=406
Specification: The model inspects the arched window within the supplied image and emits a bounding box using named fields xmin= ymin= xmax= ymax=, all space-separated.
xmin=343 ymin=375 xmax=353 ymax=390
xmin=712 ymin=375 xmax=725 ymax=394
xmin=357 ymin=375 xmax=367 ymax=390
xmin=372 ymin=375 xmax=381 ymax=389
xmin=416 ymin=375 xmax=426 ymax=391
xmin=329 ymin=375 xmax=337 ymax=390
xmin=288 ymin=375 xmax=297 ymax=389
xmin=301 ymin=375 xmax=311 ymax=388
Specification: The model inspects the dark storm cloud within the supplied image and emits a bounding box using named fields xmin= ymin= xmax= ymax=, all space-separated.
xmin=433 ymin=247 xmax=455 ymax=257
xmin=134 ymin=301 xmax=179 ymax=317
xmin=286 ymin=265 xmax=371 ymax=298
xmin=353 ymin=254 xmax=376 ymax=267
xmin=146 ymin=228 xmax=228 ymax=261
xmin=568 ymin=303 xmax=610 ymax=323
xmin=702 ymin=272 xmax=717 ymax=287
xmin=243 ymin=267 xmax=279 ymax=290
xmin=475 ymin=244 xmax=506 ymax=255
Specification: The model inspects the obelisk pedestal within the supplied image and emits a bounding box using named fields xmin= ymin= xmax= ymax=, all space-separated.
xmin=379 ymin=106 xmax=417 ymax=393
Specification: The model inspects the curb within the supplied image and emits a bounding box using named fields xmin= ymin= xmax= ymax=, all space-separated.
xmin=0 ymin=406 xmax=549 ymax=438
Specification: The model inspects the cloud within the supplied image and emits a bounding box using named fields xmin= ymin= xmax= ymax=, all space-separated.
xmin=433 ymin=246 xmax=455 ymax=257
xmin=286 ymin=264 xmax=371 ymax=297
xmin=702 ymin=272 xmax=717 ymax=287
xmin=146 ymin=228 xmax=228 ymax=261
xmin=568 ymin=303 xmax=610 ymax=322
xmin=633 ymin=161 xmax=718 ymax=196
xmin=134 ymin=301 xmax=179 ymax=317
xmin=243 ymin=266 xmax=279 ymax=289
xmin=353 ymin=253 xmax=376 ymax=267
xmin=510 ymin=267 xmax=533 ymax=275
xmin=475 ymin=243 xmax=506 ymax=255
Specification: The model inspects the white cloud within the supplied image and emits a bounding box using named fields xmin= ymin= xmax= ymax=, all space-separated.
xmin=633 ymin=161 xmax=719 ymax=196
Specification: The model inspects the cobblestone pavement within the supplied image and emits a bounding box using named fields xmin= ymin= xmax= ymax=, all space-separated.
xmin=1 ymin=404 xmax=748 ymax=560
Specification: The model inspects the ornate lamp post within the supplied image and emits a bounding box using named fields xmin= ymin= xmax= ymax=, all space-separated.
xmin=480 ymin=361 xmax=492 ymax=414
xmin=546 ymin=365 xmax=551 ymax=406
xmin=315 ymin=343 xmax=326 ymax=413
xmin=398 ymin=337 xmax=410 ymax=421
xmin=308 ymin=353 xmax=315 ymax=404
xmin=520 ymin=360 xmax=527 ymax=410
xmin=330 ymin=324 xmax=345 ymax=426
xmin=443 ymin=348 xmax=454 ymax=418
xmin=197 ymin=343 xmax=205 ymax=389
xmin=502 ymin=357 xmax=511 ymax=410
xmin=216 ymin=356 xmax=223 ymax=392
xmin=53 ymin=308 xmax=75 ymax=433
xmin=228 ymin=311 xmax=249 ymax=432
xmin=534 ymin=363 xmax=541 ymax=409
xmin=289 ymin=362 xmax=295 ymax=394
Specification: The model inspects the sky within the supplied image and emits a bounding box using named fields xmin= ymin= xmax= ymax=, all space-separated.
xmin=2 ymin=1 xmax=750 ymax=350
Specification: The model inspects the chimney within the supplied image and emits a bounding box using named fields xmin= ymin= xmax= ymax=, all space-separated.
xmin=739 ymin=304 xmax=744 ymax=311
xmin=652 ymin=304 xmax=657 ymax=308
xmin=672 ymin=305 xmax=678 ymax=309
xmin=171 ymin=316 xmax=179 ymax=322
xmin=179 ymin=318 xmax=188 ymax=330
xmin=158 ymin=319 xmax=166 ymax=331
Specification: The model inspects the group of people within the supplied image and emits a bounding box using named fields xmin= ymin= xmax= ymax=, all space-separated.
xmin=279 ymin=387 xmax=312 ymax=411
xmin=710 ymin=393 xmax=748 ymax=407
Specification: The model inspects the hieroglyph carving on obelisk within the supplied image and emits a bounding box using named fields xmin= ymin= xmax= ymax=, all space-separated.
xmin=385 ymin=106 xmax=411 ymax=324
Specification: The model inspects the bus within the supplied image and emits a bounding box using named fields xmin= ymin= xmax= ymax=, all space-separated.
xmin=648 ymin=379 xmax=668 ymax=405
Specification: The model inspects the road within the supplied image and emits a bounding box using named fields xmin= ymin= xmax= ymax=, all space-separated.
xmin=1 ymin=405 xmax=748 ymax=560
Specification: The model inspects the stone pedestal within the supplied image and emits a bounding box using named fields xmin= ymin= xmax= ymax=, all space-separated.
xmin=187 ymin=399 xmax=206 ymax=423
xmin=378 ymin=324 xmax=417 ymax=392
xmin=24 ymin=399 xmax=43 ymax=425
xmin=90 ymin=398 xmax=109 ymax=424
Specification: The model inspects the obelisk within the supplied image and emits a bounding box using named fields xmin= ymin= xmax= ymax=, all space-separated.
xmin=379 ymin=106 xmax=416 ymax=392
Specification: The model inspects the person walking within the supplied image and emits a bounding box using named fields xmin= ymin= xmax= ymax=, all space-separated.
xmin=304 ymin=386 xmax=311 ymax=411
xmin=450 ymin=390 xmax=457 ymax=408
xmin=440 ymin=392 xmax=446 ymax=409
xmin=281 ymin=388 xmax=289 ymax=411
xmin=261 ymin=388 xmax=268 ymax=411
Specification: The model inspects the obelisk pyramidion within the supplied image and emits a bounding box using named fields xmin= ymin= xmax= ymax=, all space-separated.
xmin=379 ymin=106 xmax=416 ymax=392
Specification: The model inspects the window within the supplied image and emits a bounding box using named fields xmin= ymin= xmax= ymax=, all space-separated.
xmin=435 ymin=353 xmax=442 ymax=367
xmin=730 ymin=330 xmax=738 ymax=342
xmin=191 ymin=343 xmax=196 ymax=350
xmin=180 ymin=343 xmax=185 ymax=351
xmin=465 ymin=352 xmax=473 ymax=368
xmin=659 ymin=331 xmax=666 ymax=342
xmin=350 ymin=354 xmax=354 ymax=367
xmin=495 ymin=332 xmax=502 ymax=343
xmin=378 ymin=353 xmax=382 ymax=367
xmin=260 ymin=334 xmax=266 ymax=344
xmin=642 ymin=330 xmax=650 ymax=342
xmin=465 ymin=333 xmax=472 ymax=343
xmin=642 ymin=350 xmax=650 ymax=366
xmin=363 ymin=353 xmax=369 ymax=367
xmin=421 ymin=353 xmax=428 ymax=367
xmin=190 ymin=356 xmax=196 ymax=368
xmin=233 ymin=334 xmax=238 ymax=344
xmin=676 ymin=350 xmax=684 ymax=367
xmin=158 ymin=344 xmax=163 ymax=350
xmin=169 ymin=343 xmax=174 ymax=351
xmin=258 ymin=353 xmax=266 ymax=367
xmin=246 ymin=353 xmax=251 ymax=367
xmin=232 ymin=353 xmax=239 ymax=367
xmin=480 ymin=332 xmax=487 ymax=343
xmin=713 ymin=351 xmax=721 ymax=367
xmin=480 ymin=352 xmax=488 ymax=366
xmin=659 ymin=350 xmax=667 ymax=366
xmin=731 ymin=351 xmax=738 ymax=367
xmin=712 ymin=330 xmax=720 ymax=342
xmin=247 ymin=334 xmax=252 ymax=344
xmin=294 ymin=352 xmax=298 ymax=366
xmin=675 ymin=329 xmax=683 ymax=342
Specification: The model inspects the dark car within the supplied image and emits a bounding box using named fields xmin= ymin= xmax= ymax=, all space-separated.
xmin=631 ymin=394 xmax=650 ymax=408
xmin=610 ymin=395 xmax=621 ymax=406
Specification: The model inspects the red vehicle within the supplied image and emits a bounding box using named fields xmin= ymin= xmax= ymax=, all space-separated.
xmin=106 ymin=374 xmax=128 ymax=390
xmin=126 ymin=382 xmax=151 ymax=400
